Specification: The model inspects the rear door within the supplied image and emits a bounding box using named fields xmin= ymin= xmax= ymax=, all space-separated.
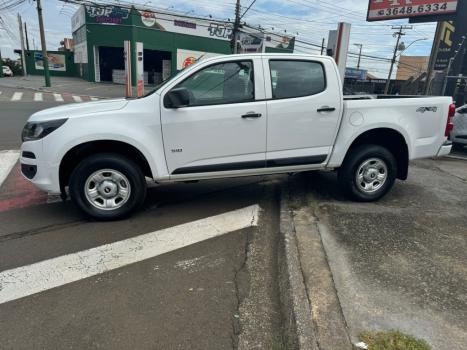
xmin=264 ymin=57 xmax=343 ymax=168
xmin=160 ymin=57 xmax=267 ymax=177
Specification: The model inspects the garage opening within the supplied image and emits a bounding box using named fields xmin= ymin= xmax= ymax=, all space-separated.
xmin=96 ymin=46 xmax=172 ymax=85
xmin=143 ymin=49 xmax=172 ymax=86
xmin=98 ymin=46 xmax=124 ymax=83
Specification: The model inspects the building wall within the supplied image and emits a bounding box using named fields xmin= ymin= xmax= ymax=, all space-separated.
xmin=396 ymin=56 xmax=429 ymax=81
xmin=24 ymin=50 xmax=76 ymax=77
xmin=73 ymin=5 xmax=294 ymax=84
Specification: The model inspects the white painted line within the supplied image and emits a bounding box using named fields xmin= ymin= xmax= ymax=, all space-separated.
xmin=53 ymin=93 xmax=64 ymax=102
xmin=0 ymin=150 xmax=20 ymax=188
xmin=33 ymin=92 xmax=43 ymax=101
xmin=11 ymin=92 xmax=23 ymax=101
xmin=72 ymin=95 xmax=82 ymax=102
xmin=0 ymin=205 xmax=260 ymax=305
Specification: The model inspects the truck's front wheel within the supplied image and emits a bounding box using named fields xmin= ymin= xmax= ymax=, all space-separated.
xmin=69 ymin=153 xmax=147 ymax=220
xmin=338 ymin=144 xmax=397 ymax=202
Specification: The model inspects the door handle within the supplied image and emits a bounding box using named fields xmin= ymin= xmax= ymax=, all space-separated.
xmin=242 ymin=112 xmax=262 ymax=118
xmin=317 ymin=106 xmax=336 ymax=112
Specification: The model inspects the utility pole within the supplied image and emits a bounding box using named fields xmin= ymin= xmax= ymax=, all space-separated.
xmin=24 ymin=22 xmax=30 ymax=51
xmin=231 ymin=0 xmax=241 ymax=54
xmin=35 ymin=0 xmax=51 ymax=87
xmin=321 ymin=38 xmax=325 ymax=55
xmin=17 ymin=14 xmax=27 ymax=76
xmin=354 ymin=43 xmax=363 ymax=69
xmin=384 ymin=25 xmax=412 ymax=95
xmin=0 ymin=48 xmax=3 ymax=78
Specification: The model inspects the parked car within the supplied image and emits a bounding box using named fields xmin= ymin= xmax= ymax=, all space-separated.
xmin=2 ymin=65 xmax=13 ymax=77
xmin=20 ymin=54 xmax=454 ymax=220
xmin=450 ymin=104 xmax=467 ymax=150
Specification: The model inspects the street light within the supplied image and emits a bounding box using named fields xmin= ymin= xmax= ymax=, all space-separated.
xmin=396 ymin=38 xmax=428 ymax=57
xmin=384 ymin=34 xmax=426 ymax=95
xmin=354 ymin=43 xmax=363 ymax=69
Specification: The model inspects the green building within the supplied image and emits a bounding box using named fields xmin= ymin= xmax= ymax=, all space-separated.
xmin=69 ymin=4 xmax=295 ymax=86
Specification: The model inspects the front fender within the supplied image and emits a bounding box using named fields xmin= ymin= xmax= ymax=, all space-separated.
xmin=42 ymin=114 xmax=168 ymax=182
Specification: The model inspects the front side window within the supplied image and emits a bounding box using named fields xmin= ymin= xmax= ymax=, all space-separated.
xmin=174 ymin=61 xmax=254 ymax=106
xmin=269 ymin=60 xmax=325 ymax=99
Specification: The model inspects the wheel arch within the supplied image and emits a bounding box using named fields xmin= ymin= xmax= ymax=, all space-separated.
xmin=343 ymin=128 xmax=409 ymax=180
xmin=59 ymin=140 xmax=154 ymax=192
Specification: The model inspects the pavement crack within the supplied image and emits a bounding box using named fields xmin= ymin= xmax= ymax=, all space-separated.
xmin=0 ymin=220 xmax=85 ymax=243
xmin=231 ymin=225 xmax=251 ymax=350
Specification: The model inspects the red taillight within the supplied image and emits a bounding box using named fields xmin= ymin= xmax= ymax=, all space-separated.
xmin=445 ymin=103 xmax=456 ymax=136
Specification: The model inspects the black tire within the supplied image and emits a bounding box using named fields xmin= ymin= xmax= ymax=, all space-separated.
xmin=338 ymin=144 xmax=397 ymax=202
xmin=69 ymin=153 xmax=147 ymax=220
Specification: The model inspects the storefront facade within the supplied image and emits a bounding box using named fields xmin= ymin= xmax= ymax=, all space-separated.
xmin=71 ymin=4 xmax=295 ymax=86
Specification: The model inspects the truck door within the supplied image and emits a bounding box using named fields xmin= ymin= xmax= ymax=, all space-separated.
xmin=160 ymin=58 xmax=267 ymax=176
xmin=263 ymin=58 xmax=342 ymax=167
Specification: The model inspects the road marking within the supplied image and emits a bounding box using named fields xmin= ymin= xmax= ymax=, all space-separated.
xmin=0 ymin=205 xmax=260 ymax=304
xmin=33 ymin=92 xmax=43 ymax=101
xmin=0 ymin=150 xmax=20 ymax=188
xmin=53 ymin=93 xmax=64 ymax=102
xmin=11 ymin=92 xmax=23 ymax=101
xmin=72 ymin=95 xmax=82 ymax=102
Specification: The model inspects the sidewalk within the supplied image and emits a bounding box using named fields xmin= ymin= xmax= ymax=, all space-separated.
xmin=0 ymin=76 xmax=126 ymax=99
xmin=279 ymin=155 xmax=467 ymax=350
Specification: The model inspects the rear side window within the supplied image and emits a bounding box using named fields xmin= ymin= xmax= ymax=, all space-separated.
xmin=269 ymin=60 xmax=325 ymax=99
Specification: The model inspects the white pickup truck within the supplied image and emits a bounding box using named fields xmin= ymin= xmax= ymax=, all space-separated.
xmin=20 ymin=54 xmax=454 ymax=220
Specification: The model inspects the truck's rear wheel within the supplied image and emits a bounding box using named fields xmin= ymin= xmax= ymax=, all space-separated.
xmin=338 ymin=144 xmax=397 ymax=202
xmin=69 ymin=153 xmax=146 ymax=220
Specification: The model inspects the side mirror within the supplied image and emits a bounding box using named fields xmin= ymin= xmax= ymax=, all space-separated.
xmin=164 ymin=87 xmax=190 ymax=108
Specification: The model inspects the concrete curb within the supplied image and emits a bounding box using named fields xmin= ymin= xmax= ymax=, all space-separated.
xmin=278 ymin=177 xmax=353 ymax=350
xmin=278 ymin=183 xmax=319 ymax=350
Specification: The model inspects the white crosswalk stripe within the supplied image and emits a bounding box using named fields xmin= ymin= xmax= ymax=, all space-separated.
xmin=11 ymin=92 xmax=23 ymax=101
xmin=1 ymin=91 xmax=101 ymax=102
xmin=0 ymin=204 xmax=260 ymax=304
xmin=53 ymin=93 xmax=64 ymax=102
xmin=0 ymin=150 xmax=20 ymax=188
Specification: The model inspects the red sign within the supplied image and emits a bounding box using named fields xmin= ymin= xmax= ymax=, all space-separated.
xmin=182 ymin=56 xmax=197 ymax=69
xmin=367 ymin=0 xmax=458 ymax=21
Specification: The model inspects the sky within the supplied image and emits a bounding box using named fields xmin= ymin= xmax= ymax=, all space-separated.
xmin=0 ymin=0 xmax=438 ymax=78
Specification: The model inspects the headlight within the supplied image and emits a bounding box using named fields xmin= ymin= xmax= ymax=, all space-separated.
xmin=22 ymin=118 xmax=68 ymax=142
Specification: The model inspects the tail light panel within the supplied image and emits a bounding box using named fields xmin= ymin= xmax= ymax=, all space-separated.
xmin=445 ymin=103 xmax=456 ymax=137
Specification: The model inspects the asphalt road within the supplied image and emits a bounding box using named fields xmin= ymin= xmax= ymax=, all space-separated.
xmin=0 ymin=87 xmax=61 ymax=150
xmin=0 ymin=97 xmax=286 ymax=349
xmin=2 ymin=85 xmax=467 ymax=349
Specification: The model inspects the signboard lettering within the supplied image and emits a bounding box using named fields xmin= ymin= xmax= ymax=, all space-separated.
xmin=367 ymin=0 xmax=458 ymax=21
xmin=86 ymin=6 xmax=130 ymax=25
xmin=208 ymin=23 xmax=233 ymax=39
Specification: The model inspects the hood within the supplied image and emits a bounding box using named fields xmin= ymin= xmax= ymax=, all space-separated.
xmin=28 ymin=98 xmax=129 ymax=123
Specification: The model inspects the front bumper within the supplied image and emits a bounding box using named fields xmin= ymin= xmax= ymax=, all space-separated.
xmin=436 ymin=141 xmax=452 ymax=157
xmin=20 ymin=140 xmax=61 ymax=193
